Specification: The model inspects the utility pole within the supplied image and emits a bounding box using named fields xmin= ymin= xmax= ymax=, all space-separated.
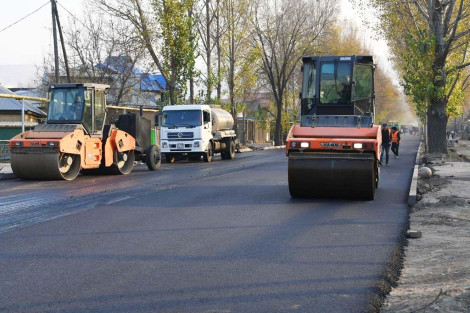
xmin=51 ymin=0 xmax=71 ymax=83
xmin=51 ymin=0 xmax=59 ymax=83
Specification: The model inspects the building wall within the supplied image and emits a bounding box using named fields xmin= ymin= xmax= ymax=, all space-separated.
xmin=0 ymin=113 xmax=43 ymax=123
xmin=0 ymin=127 xmax=35 ymax=141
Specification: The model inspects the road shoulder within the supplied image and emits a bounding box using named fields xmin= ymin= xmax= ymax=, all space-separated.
xmin=382 ymin=139 xmax=470 ymax=312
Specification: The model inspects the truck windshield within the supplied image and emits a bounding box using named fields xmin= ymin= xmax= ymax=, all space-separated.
xmin=319 ymin=62 xmax=352 ymax=105
xmin=162 ymin=110 xmax=202 ymax=127
xmin=47 ymin=88 xmax=85 ymax=123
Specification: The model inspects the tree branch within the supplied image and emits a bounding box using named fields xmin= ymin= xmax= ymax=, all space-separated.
xmin=444 ymin=0 xmax=465 ymax=56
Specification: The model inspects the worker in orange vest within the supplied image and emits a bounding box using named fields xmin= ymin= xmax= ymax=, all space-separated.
xmin=391 ymin=126 xmax=401 ymax=159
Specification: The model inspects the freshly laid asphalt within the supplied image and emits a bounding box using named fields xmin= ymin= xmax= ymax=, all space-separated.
xmin=0 ymin=135 xmax=420 ymax=313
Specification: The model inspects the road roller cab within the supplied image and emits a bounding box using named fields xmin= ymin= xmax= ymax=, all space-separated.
xmin=8 ymin=83 xmax=145 ymax=180
xmin=286 ymin=56 xmax=381 ymax=200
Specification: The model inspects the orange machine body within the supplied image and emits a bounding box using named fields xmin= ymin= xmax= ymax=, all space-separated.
xmin=286 ymin=125 xmax=382 ymax=160
xmin=9 ymin=128 xmax=136 ymax=170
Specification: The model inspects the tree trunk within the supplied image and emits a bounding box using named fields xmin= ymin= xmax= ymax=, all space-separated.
xmin=169 ymin=61 xmax=177 ymax=105
xmin=216 ymin=0 xmax=222 ymax=100
xmin=274 ymin=99 xmax=283 ymax=146
xmin=189 ymin=7 xmax=194 ymax=104
xmin=206 ymin=0 xmax=212 ymax=103
xmin=427 ymin=98 xmax=448 ymax=153
xmin=427 ymin=2 xmax=448 ymax=153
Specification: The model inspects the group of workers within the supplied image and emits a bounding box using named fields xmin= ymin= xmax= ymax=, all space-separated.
xmin=380 ymin=122 xmax=401 ymax=166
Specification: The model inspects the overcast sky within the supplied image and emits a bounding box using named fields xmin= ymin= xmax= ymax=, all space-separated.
xmin=0 ymin=0 xmax=391 ymax=87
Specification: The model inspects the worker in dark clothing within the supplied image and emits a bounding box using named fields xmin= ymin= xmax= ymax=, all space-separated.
xmin=380 ymin=123 xmax=392 ymax=166
xmin=391 ymin=126 xmax=401 ymax=159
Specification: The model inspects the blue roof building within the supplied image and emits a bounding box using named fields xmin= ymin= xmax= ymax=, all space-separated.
xmin=95 ymin=56 xmax=168 ymax=106
xmin=0 ymin=84 xmax=47 ymax=140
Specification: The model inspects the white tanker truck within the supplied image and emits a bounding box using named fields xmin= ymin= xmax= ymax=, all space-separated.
xmin=159 ymin=104 xmax=237 ymax=163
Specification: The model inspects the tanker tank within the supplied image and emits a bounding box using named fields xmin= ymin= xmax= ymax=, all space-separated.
xmin=211 ymin=108 xmax=234 ymax=131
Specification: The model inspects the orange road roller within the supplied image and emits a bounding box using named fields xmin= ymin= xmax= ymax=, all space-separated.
xmin=286 ymin=56 xmax=382 ymax=200
xmin=9 ymin=83 xmax=160 ymax=180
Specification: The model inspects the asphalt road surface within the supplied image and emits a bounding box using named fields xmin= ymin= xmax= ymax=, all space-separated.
xmin=0 ymin=134 xmax=420 ymax=313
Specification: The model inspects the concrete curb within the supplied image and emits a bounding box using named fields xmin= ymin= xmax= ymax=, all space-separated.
xmin=261 ymin=145 xmax=286 ymax=150
xmin=407 ymin=142 xmax=422 ymax=207
xmin=238 ymin=145 xmax=285 ymax=153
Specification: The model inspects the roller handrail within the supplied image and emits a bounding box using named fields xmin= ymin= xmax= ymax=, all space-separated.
xmin=0 ymin=94 xmax=49 ymax=103
xmin=107 ymin=105 xmax=159 ymax=113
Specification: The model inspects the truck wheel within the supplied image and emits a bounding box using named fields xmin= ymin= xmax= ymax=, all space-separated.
xmin=203 ymin=143 xmax=213 ymax=162
xmin=165 ymin=154 xmax=175 ymax=164
xmin=225 ymin=138 xmax=235 ymax=159
xmin=146 ymin=145 xmax=161 ymax=171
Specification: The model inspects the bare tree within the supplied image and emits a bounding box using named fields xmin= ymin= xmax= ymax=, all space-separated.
xmin=95 ymin=0 xmax=197 ymax=105
xmin=197 ymin=0 xmax=224 ymax=102
xmin=252 ymin=0 xmax=336 ymax=145
xmin=65 ymin=11 xmax=146 ymax=106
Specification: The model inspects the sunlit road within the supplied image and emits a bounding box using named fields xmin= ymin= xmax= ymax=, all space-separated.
xmin=0 ymin=134 xmax=420 ymax=313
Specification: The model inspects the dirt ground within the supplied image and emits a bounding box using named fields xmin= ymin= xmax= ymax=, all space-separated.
xmin=381 ymin=139 xmax=470 ymax=312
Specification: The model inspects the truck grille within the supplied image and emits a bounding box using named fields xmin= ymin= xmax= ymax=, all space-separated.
xmin=168 ymin=132 xmax=194 ymax=139
xmin=170 ymin=143 xmax=193 ymax=149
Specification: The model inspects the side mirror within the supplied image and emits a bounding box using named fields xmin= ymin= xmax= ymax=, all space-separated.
xmin=299 ymin=92 xmax=302 ymax=99
xmin=155 ymin=113 xmax=161 ymax=127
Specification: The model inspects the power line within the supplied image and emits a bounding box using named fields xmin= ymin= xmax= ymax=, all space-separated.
xmin=0 ymin=1 xmax=50 ymax=34
xmin=56 ymin=1 xmax=87 ymax=29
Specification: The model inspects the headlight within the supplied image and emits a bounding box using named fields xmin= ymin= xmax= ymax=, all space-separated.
xmin=162 ymin=141 xmax=168 ymax=148
xmin=193 ymin=141 xmax=200 ymax=148
xmin=291 ymin=141 xmax=309 ymax=148
xmin=353 ymin=143 xmax=363 ymax=149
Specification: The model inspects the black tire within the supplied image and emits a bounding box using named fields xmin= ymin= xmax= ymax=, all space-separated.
xmin=165 ymin=154 xmax=175 ymax=164
xmin=225 ymin=138 xmax=235 ymax=159
xmin=203 ymin=142 xmax=213 ymax=162
xmin=365 ymin=166 xmax=376 ymax=201
xmin=145 ymin=145 xmax=161 ymax=171
xmin=110 ymin=149 xmax=135 ymax=175
xmin=375 ymin=162 xmax=380 ymax=189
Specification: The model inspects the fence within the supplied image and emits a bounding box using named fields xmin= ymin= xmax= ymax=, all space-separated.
xmin=0 ymin=140 xmax=10 ymax=161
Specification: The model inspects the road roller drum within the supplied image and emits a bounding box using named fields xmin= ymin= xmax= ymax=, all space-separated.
xmin=10 ymin=150 xmax=82 ymax=181
xmin=288 ymin=152 xmax=376 ymax=200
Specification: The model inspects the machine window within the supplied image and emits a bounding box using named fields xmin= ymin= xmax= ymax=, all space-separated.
xmin=82 ymin=90 xmax=93 ymax=132
xmin=302 ymin=63 xmax=316 ymax=99
xmin=48 ymin=88 xmax=84 ymax=122
xmin=319 ymin=62 xmax=352 ymax=104
xmin=353 ymin=65 xmax=373 ymax=100
xmin=94 ymin=90 xmax=105 ymax=132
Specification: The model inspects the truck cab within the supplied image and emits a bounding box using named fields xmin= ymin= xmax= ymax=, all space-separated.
xmin=160 ymin=104 xmax=236 ymax=163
